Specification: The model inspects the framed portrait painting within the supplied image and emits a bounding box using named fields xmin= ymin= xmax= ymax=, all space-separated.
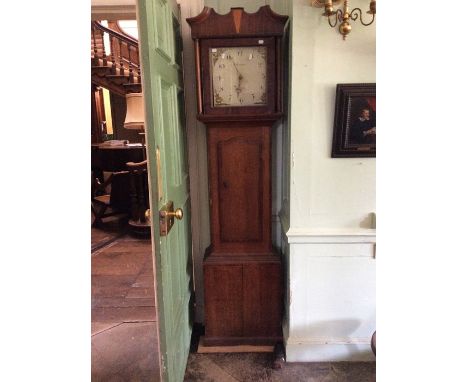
xmin=331 ymin=83 xmax=376 ymax=158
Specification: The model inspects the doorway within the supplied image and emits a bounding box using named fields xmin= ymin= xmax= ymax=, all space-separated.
xmin=90 ymin=16 xmax=160 ymax=380
xmin=91 ymin=3 xmax=195 ymax=380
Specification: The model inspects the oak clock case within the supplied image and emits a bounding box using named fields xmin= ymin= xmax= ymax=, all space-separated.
xmin=187 ymin=6 xmax=288 ymax=347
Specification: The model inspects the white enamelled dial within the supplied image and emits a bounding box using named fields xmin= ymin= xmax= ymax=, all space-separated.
xmin=210 ymin=46 xmax=267 ymax=107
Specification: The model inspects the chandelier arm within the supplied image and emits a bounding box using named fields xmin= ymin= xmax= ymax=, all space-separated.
xmin=336 ymin=9 xmax=343 ymax=23
xmin=327 ymin=10 xmax=339 ymax=28
xmin=361 ymin=13 xmax=375 ymax=26
xmin=350 ymin=7 xmax=375 ymax=26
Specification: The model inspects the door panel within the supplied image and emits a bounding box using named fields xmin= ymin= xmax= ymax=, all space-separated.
xmin=218 ymin=137 xmax=263 ymax=242
xmin=208 ymin=125 xmax=272 ymax=254
xmin=204 ymin=264 xmax=243 ymax=337
xmin=137 ymin=1 xmax=192 ymax=381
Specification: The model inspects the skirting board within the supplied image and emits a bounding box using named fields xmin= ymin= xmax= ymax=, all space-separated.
xmin=286 ymin=342 xmax=375 ymax=362
xmin=198 ymin=336 xmax=274 ymax=353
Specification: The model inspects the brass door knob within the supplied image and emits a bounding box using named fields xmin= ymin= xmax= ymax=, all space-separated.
xmin=166 ymin=208 xmax=183 ymax=220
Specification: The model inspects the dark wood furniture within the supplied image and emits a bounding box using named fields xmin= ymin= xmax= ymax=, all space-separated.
xmin=91 ymin=85 xmax=105 ymax=144
xmin=92 ymin=171 xmax=131 ymax=227
xmin=92 ymin=143 xmax=145 ymax=173
xmin=126 ymin=160 xmax=150 ymax=234
xmin=188 ymin=6 xmax=288 ymax=347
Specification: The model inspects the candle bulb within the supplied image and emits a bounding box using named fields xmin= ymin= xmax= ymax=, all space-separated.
xmin=324 ymin=0 xmax=334 ymax=16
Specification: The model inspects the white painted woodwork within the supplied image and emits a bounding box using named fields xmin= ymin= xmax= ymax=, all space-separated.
xmin=284 ymin=234 xmax=376 ymax=362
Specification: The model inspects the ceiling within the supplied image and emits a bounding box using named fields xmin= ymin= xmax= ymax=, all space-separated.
xmin=91 ymin=0 xmax=137 ymax=21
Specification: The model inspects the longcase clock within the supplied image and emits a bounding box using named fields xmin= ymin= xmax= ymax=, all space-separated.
xmin=187 ymin=6 xmax=288 ymax=346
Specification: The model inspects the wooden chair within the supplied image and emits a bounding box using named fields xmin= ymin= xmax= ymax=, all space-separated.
xmin=126 ymin=160 xmax=150 ymax=234
xmin=92 ymin=171 xmax=131 ymax=227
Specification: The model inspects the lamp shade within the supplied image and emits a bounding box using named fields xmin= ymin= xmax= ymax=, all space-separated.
xmin=124 ymin=93 xmax=145 ymax=130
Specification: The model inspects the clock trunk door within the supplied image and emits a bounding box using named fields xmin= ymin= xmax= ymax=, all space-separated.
xmin=208 ymin=124 xmax=272 ymax=254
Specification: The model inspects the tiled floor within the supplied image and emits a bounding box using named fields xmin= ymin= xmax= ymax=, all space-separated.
xmin=91 ymin=227 xmax=375 ymax=382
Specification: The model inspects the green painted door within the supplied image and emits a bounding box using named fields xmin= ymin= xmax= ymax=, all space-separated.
xmin=137 ymin=1 xmax=192 ymax=381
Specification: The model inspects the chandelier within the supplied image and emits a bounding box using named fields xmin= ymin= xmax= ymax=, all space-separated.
xmin=312 ymin=0 xmax=376 ymax=40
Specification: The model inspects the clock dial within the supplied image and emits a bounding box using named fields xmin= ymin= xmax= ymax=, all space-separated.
xmin=210 ymin=46 xmax=267 ymax=107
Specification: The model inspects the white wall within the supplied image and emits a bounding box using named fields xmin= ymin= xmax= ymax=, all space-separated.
xmin=284 ymin=0 xmax=376 ymax=362
xmin=289 ymin=0 xmax=376 ymax=230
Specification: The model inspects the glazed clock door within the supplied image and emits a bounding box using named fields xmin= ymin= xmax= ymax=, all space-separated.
xmin=210 ymin=46 xmax=267 ymax=107
xmin=199 ymin=36 xmax=277 ymax=116
xmin=137 ymin=1 xmax=192 ymax=381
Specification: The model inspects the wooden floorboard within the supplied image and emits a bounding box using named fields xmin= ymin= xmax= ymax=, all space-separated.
xmin=91 ymin=230 xmax=156 ymax=323
xmin=92 ymin=228 xmax=159 ymax=381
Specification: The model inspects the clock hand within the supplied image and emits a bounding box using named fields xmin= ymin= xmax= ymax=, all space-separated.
xmin=233 ymin=62 xmax=243 ymax=81
xmin=232 ymin=62 xmax=244 ymax=99
xmin=235 ymin=84 xmax=242 ymax=97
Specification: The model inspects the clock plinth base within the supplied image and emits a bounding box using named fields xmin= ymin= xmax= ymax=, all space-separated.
xmin=201 ymin=335 xmax=282 ymax=348
xmin=197 ymin=336 xmax=276 ymax=352
xmin=203 ymin=247 xmax=283 ymax=347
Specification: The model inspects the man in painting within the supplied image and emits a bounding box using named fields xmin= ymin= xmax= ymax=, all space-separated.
xmin=351 ymin=108 xmax=376 ymax=144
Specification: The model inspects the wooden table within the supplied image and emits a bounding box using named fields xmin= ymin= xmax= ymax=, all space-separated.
xmin=92 ymin=144 xmax=146 ymax=173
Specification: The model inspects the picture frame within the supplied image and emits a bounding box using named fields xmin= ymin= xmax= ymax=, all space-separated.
xmin=331 ymin=83 xmax=376 ymax=158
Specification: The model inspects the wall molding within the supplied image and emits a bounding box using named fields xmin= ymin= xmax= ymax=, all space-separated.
xmin=283 ymin=322 xmax=375 ymax=362
xmin=286 ymin=336 xmax=372 ymax=345
xmin=286 ymin=228 xmax=376 ymax=244
xmin=285 ymin=342 xmax=375 ymax=362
